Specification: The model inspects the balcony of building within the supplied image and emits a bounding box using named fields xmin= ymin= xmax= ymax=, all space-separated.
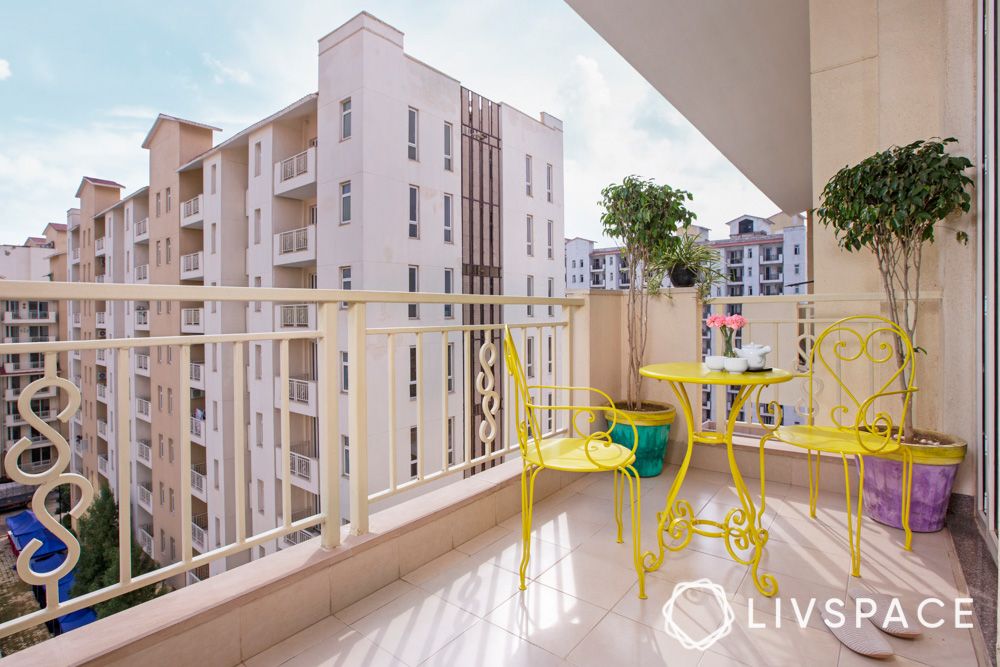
xmin=94 ymin=236 xmax=107 ymax=257
xmin=180 ymin=251 xmax=203 ymax=281
xmin=135 ymin=263 xmax=149 ymax=284
xmin=181 ymin=307 xmax=204 ymax=334
xmin=273 ymin=225 xmax=317 ymax=267
xmin=189 ymin=415 xmax=205 ymax=445
xmin=95 ymin=310 xmax=107 ymax=330
xmin=189 ymin=360 xmax=205 ymax=390
xmin=191 ymin=462 xmax=208 ymax=502
xmin=2 ymin=358 xmax=44 ymax=375
xmin=72 ymin=311 xmax=81 ymax=328
xmin=136 ymin=439 xmax=152 ymax=467
xmin=137 ymin=524 xmax=154 ymax=558
xmin=0 ymin=272 xmax=988 ymax=667
xmin=3 ymin=309 xmax=56 ymax=324
xmin=273 ymin=147 xmax=317 ymax=200
xmin=4 ymin=384 xmax=56 ymax=401
xmin=134 ymin=217 xmax=149 ymax=244
xmin=761 ymin=248 xmax=784 ymax=264
xmin=276 ymin=303 xmax=315 ymax=329
xmin=180 ymin=194 xmax=204 ymax=228
xmin=3 ymin=335 xmax=55 ymax=344
xmin=70 ymin=247 xmax=80 ymax=264
xmin=96 ymin=454 xmax=109 ymax=478
xmin=135 ymin=351 xmax=150 ymax=377
xmin=135 ymin=397 xmax=152 ymax=422
xmin=135 ymin=307 xmax=150 ymax=331
xmin=96 ymin=382 xmax=108 ymax=403
xmin=96 ymin=348 xmax=107 ymax=366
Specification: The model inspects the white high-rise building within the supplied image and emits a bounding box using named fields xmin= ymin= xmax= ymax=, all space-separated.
xmin=66 ymin=12 xmax=564 ymax=575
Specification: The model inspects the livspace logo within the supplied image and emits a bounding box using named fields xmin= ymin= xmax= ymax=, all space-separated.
xmin=661 ymin=578 xmax=975 ymax=652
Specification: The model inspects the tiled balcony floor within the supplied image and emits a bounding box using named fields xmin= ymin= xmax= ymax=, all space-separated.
xmin=244 ymin=465 xmax=978 ymax=667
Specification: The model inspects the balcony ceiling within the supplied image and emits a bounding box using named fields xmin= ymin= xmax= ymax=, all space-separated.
xmin=565 ymin=0 xmax=812 ymax=214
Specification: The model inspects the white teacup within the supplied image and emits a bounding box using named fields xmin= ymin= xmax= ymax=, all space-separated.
xmin=704 ymin=355 xmax=725 ymax=371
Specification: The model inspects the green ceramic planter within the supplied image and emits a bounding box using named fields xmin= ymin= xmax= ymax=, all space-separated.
xmin=606 ymin=403 xmax=675 ymax=477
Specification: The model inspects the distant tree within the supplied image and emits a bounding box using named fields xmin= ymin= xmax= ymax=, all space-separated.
xmin=71 ymin=487 xmax=161 ymax=617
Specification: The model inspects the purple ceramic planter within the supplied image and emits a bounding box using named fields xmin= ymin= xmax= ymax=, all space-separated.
xmin=863 ymin=456 xmax=959 ymax=533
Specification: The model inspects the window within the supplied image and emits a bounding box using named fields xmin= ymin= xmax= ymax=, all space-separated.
xmin=793 ymin=244 xmax=800 ymax=255
xmin=443 ymin=194 xmax=453 ymax=243
xmin=155 ymin=241 xmax=162 ymax=266
xmin=443 ymin=122 xmax=453 ymax=170
xmin=547 ymin=278 xmax=555 ymax=317
xmin=340 ymin=182 xmax=352 ymax=224
xmin=546 ymin=163 xmax=553 ymax=202
xmin=254 ymin=209 xmax=261 ymax=244
xmin=407 ymin=107 xmax=418 ymax=160
xmin=160 ymin=530 xmax=165 ymax=553
xmin=341 ymin=98 xmax=352 ymax=140
xmin=156 ymin=192 xmax=161 ymax=217
xmin=211 ymin=223 xmax=217 ymax=254
xmin=409 ymin=426 xmax=418 ymax=478
xmin=253 ymin=141 xmax=262 ymax=177
xmin=341 ymin=435 xmax=350 ymax=477
xmin=210 ymin=164 xmax=217 ymax=194
xmin=546 ymin=393 xmax=554 ymax=431
xmin=167 ymin=388 xmax=173 ymax=414
xmin=546 ymin=220 xmax=554 ymax=259
xmin=166 ymin=238 xmax=173 ymax=264
xmin=215 ymin=517 xmax=221 ymax=547
xmin=447 ymin=342 xmax=455 ymax=392
xmin=526 ymin=336 xmax=535 ymax=378
xmin=159 ymin=481 xmax=164 ymax=505
xmin=254 ymin=345 xmax=262 ymax=380
xmin=254 ymin=276 xmax=262 ymax=312
xmin=157 ymin=385 xmax=163 ymax=411
xmin=257 ymin=479 xmax=264 ymax=512
xmin=527 ymin=276 xmax=534 ymax=317
xmin=158 ymin=435 xmax=164 ymax=458
xmin=408 ymin=186 xmax=419 ymax=238
xmin=526 ymin=216 xmax=534 ymax=256
xmin=309 ymin=204 xmax=318 ymax=225
xmin=547 ymin=335 xmax=554 ymax=373
xmin=340 ymin=266 xmax=352 ymax=309
xmin=255 ymin=412 xmax=263 ymax=447
xmin=169 ymin=488 xmax=175 ymax=513
xmin=444 ymin=268 xmax=454 ymax=319
xmin=408 ymin=346 xmax=418 ymax=399
xmin=794 ymin=264 xmax=801 ymax=275
xmin=525 ymin=155 xmax=533 ymax=196
xmin=213 ymin=401 xmax=218 ymax=431
xmin=408 ymin=266 xmax=419 ymax=319
xmin=165 ymin=187 xmax=172 ymax=212
xmin=447 ymin=417 xmax=455 ymax=466
xmin=340 ymin=351 xmax=349 ymax=393
xmin=214 ymin=459 xmax=219 ymax=489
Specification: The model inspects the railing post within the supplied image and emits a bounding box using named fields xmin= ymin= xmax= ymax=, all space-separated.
xmin=318 ymin=302 xmax=341 ymax=548
xmin=347 ymin=302 xmax=368 ymax=534
xmin=115 ymin=348 xmax=132 ymax=586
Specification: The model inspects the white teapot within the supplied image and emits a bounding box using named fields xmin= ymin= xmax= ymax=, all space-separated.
xmin=736 ymin=343 xmax=771 ymax=370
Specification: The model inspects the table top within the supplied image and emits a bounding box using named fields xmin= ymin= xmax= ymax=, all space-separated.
xmin=640 ymin=362 xmax=795 ymax=386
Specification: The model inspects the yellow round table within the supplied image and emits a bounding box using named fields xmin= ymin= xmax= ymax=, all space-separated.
xmin=639 ymin=362 xmax=794 ymax=597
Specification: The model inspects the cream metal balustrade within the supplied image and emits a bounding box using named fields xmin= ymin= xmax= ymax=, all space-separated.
xmin=0 ymin=279 xmax=580 ymax=639
xmin=280 ymin=149 xmax=310 ymax=182
xmin=277 ymin=227 xmax=311 ymax=254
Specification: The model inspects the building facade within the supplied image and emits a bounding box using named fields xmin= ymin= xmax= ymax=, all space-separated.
xmin=708 ymin=213 xmax=807 ymax=298
xmin=1 ymin=225 xmax=67 ymax=479
xmin=65 ymin=12 xmax=563 ymax=580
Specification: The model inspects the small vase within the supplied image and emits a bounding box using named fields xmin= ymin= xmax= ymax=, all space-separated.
xmin=704 ymin=355 xmax=725 ymax=371
xmin=722 ymin=331 xmax=735 ymax=358
xmin=724 ymin=357 xmax=749 ymax=373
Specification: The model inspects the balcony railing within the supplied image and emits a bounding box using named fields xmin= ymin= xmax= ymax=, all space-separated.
xmin=71 ymin=247 xmax=80 ymax=261
xmin=134 ymin=217 xmax=149 ymax=243
xmin=273 ymin=147 xmax=316 ymax=199
xmin=190 ymin=361 xmax=204 ymax=387
xmin=279 ymin=304 xmax=310 ymax=328
xmin=280 ymin=150 xmax=309 ymax=182
xmin=96 ymin=419 xmax=108 ymax=439
xmin=0 ymin=279 xmax=577 ymax=640
xmin=73 ymin=312 xmax=81 ymax=326
xmin=181 ymin=195 xmax=203 ymax=228
xmin=96 ymin=382 xmax=107 ymax=402
xmin=137 ymin=525 xmax=153 ymax=556
xmin=95 ymin=236 xmax=106 ymax=255
xmin=97 ymin=454 xmax=109 ymax=476
xmin=180 ymin=251 xmax=203 ymax=280
xmin=136 ymin=439 xmax=152 ymax=465
xmin=191 ymin=463 xmax=207 ymax=496
xmin=95 ymin=311 xmax=107 ymax=328
xmin=3 ymin=309 xmax=56 ymax=324
xmin=135 ymin=308 xmax=149 ymax=329
xmin=181 ymin=307 xmax=203 ymax=333
xmin=135 ymin=352 xmax=150 ymax=375
xmin=135 ymin=263 xmax=149 ymax=283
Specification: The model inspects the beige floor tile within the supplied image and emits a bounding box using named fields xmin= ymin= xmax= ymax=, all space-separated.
xmin=711 ymin=601 xmax=842 ymax=667
xmin=565 ymin=610 xmax=702 ymax=667
xmin=348 ymin=586 xmax=479 ymax=666
xmin=455 ymin=525 xmax=513 ymax=555
xmin=484 ymin=582 xmax=607 ymax=658
xmin=417 ymin=559 xmax=522 ymax=617
xmin=884 ymin=624 xmax=978 ymax=666
xmin=698 ymin=651 xmax=751 ymax=666
xmin=768 ymin=514 xmax=856 ymax=555
xmin=335 ymin=579 xmax=420 ymax=625
xmin=281 ymin=621 xmax=405 ymax=667
xmin=469 ymin=530 xmax=574 ymax=580
xmin=535 ymin=548 xmax=640 ymax=609
xmin=754 ymin=540 xmax=851 ymax=589
xmin=646 ymin=548 xmax=749 ymax=597
xmin=574 ymin=518 xmax=659 ymax=566
xmin=836 ymin=645 xmax=932 ymax=666
xmin=420 ymin=619 xmax=565 ymax=667
xmin=401 ymin=550 xmax=471 ymax=586
xmin=245 ymin=616 xmax=349 ymax=667
xmin=613 ymin=579 xmax=738 ymax=637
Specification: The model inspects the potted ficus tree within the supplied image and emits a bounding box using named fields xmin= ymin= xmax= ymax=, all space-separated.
xmin=816 ymin=137 xmax=973 ymax=532
xmin=600 ymin=175 xmax=696 ymax=476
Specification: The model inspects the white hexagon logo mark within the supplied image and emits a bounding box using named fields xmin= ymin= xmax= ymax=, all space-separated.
xmin=661 ymin=578 xmax=736 ymax=651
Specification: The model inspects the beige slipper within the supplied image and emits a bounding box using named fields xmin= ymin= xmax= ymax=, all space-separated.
xmin=821 ymin=601 xmax=894 ymax=659
xmin=848 ymin=583 xmax=923 ymax=638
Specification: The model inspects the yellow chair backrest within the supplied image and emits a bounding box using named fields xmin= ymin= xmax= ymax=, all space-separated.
xmin=503 ymin=326 xmax=544 ymax=461
xmin=806 ymin=314 xmax=916 ymax=450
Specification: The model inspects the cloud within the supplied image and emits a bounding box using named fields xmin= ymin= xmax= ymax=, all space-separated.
xmin=107 ymin=105 xmax=158 ymax=120
xmin=0 ymin=59 xmax=10 ymax=80
xmin=202 ymin=53 xmax=253 ymax=85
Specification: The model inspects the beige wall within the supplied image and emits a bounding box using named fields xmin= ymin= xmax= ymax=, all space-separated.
xmin=809 ymin=0 xmax=979 ymax=494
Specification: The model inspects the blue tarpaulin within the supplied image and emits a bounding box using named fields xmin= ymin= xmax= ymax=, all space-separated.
xmin=5 ymin=510 xmax=39 ymax=537
xmin=14 ymin=527 xmax=66 ymax=559
xmin=56 ymin=608 xmax=97 ymax=634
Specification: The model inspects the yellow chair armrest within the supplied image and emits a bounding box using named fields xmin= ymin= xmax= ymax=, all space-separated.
xmin=853 ymin=387 xmax=918 ymax=453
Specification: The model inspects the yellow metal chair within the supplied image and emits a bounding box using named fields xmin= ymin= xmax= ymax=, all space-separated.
xmin=503 ymin=326 xmax=647 ymax=599
xmin=759 ymin=315 xmax=916 ymax=577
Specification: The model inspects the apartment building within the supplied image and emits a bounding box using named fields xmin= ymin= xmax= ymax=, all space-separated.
xmin=1 ymin=224 xmax=67 ymax=479
xmin=564 ymin=226 xmax=710 ymax=291
xmin=64 ymin=12 xmax=563 ymax=579
xmin=708 ymin=213 xmax=807 ymax=298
